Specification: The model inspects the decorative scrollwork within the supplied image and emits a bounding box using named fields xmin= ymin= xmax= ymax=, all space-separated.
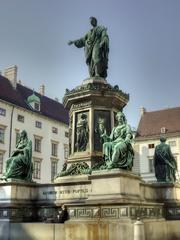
xmin=56 ymin=162 xmax=91 ymax=177
xmin=64 ymin=82 xmax=129 ymax=100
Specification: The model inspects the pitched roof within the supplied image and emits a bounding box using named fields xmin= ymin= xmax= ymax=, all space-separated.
xmin=0 ymin=75 xmax=69 ymax=125
xmin=136 ymin=107 xmax=180 ymax=139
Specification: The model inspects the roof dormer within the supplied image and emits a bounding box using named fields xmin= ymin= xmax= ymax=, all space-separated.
xmin=27 ymin=91 xmax=41 ymax=111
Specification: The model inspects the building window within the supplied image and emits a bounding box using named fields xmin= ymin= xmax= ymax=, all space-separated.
xmin=52 ymin=127 xmax=58 ymax=134
xmin=65 ymin=131 xmax=69 ymax=138
xmin=33 ymin=159 xmax=41 ymax=179
xmin=168 ymin=141 xmax=176 ymax=147
xmin=51 ymin=161 xmax=58 ymax=180
xmin=0 ymin=128 xmax=5 ymax=143
xmin=149 ymin=159 xmax=154 ymax=173
xmin=0 ymin=108 xmax=6 ymax=116
xmin=35 ymin=121 xmax=42 ymax=128
xmin=17 ymin=114 xmax=24 ymax=123
xmin=34 ymin=102 xmax=40 ymax=111
xmin=0 ymin=152 xmax=4 ymax=173
xmin=160 ymin=127 xmax=166 ymax=134
xmin=34 ymin=137 xmax=41 ymax=152
xmin=64 ymin=144 xmax=69 ymax=159
xmin=51 ymin=142 xmax=58 ymax=157
xmin=148 ymin=144 xmax=155 ymax=149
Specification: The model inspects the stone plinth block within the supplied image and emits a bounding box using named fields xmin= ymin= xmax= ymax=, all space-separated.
xmin=87 ymin=169 xmax=141 ymax=204
xmin=0 ymin=180 xmax=38 ymax=202
xmin=141 ymin=182 xmax=180 ymax=220
xmin=141 ymin=182 xmax=180 ymax=202
xmin=0 ymin=180 xmax=38 ymax=222
xmin=39 ymin=175 xmax=91 ymax=204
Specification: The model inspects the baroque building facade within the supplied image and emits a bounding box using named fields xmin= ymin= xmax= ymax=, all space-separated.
xmin=134 ymin=107 xmax=180 ymax=182
xmin=0 ymin=65 xmax=69 ymax=183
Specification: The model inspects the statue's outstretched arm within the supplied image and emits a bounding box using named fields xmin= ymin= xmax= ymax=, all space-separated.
xmin=68 ymin=35 xmax=86 ymax=48
xmin=68 ymin=40 xmax=74 ymax=45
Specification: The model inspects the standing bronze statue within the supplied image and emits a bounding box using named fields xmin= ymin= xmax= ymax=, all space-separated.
xmin=75 ymin=113 xmax=89 ymax=152
xmin=68 ymin=17 xmax=109 ymax=78
xmin=2 ymin=130 xmax=33 ymax=181
xmin=154 ymin=137 xmax=177 ymax=182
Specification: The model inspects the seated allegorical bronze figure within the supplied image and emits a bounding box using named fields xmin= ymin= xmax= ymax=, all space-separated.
xmin=2 ymin=130 xmax=33 ymax=181
xmin=101 ymin=111 xmax=134 ymax=170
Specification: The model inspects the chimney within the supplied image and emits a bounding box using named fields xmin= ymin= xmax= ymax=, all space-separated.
xmin=4 ymin=65 xmax=17 ymax=89
xmin=39 ymin=84 xmax=45 ymax=96
xmin=140 ymin=107 xmax=146 ymax=116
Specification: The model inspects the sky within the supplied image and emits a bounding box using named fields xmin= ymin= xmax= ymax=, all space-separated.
xmin=0 ymin=0 xmax=180 ymax=128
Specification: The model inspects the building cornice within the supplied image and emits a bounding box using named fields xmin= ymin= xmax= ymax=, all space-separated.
xmin=135 ymin=132 xmax=180 ymax=142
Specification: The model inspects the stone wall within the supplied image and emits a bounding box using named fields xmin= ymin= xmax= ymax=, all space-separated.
xmin=1 ymin=220 xmax=180 ymax=240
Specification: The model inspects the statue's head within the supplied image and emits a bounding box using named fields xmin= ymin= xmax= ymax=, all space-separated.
xmin=81 ymin=113 xmax=87 ymax=120
xmin=160 ymin=136 xmax=166 ymax=143
xmin=90 ymin=17 xmax=97 ymax=27
xmin=20 ymin=130 xmax=27 ymax=139
xmin=116 ymin=112 xmax=127 ymax=125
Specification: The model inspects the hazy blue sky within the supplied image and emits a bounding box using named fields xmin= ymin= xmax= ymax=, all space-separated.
xmin=0 ymin=0 xmax=180 ymax=127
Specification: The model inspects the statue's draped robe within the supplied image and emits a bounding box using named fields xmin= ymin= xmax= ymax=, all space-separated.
xmin=74 ymin=25 xmax=109 ymax=78
xmin=154 ymin=143 xmax=177 ymax=182
xmin=103 ymin=124 xmax=134 ymax=170
xmin=76 ymin=118 xmax=89 ymax=151
xmin=5 ymin=138 xmax=33 ymax=181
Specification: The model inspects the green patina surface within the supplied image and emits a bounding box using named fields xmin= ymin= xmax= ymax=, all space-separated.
xmin=56 ymin=162 xmax=91 ymax=177
xmin=154 ymin=137 xmax=177 ymax=183
xmin=27 ymin=92 xmax=40 ymax=104
xmin=68 ymin=17 xmax=109 ymax=78
xmin=102 ymin=111 xmax=134 ymax=170
xmin=64 ymin=81 xmax=129 ymax=100
xmin=58 ymin=112 xmax=134 ymax=177
xmin=2 ymin=130 xmax=33 ymax=181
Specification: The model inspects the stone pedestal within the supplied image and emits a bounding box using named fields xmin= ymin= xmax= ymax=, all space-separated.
xmin=63 ymin=77 xmax=129 ymax=167
xmin=87 ymin=169 xmax=141 ymax=203
xmin=141 ymin=182 xmax=180 ymax=220
xmin=65 ymin=170 xmax=164 ymax=222
xmin=0 ymin=180 xmax=38 ymax=222
xmin=1 ymin=171 xmax=180 ymax=239
xmin=0 ymin=170 xmax=168 ymax=222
